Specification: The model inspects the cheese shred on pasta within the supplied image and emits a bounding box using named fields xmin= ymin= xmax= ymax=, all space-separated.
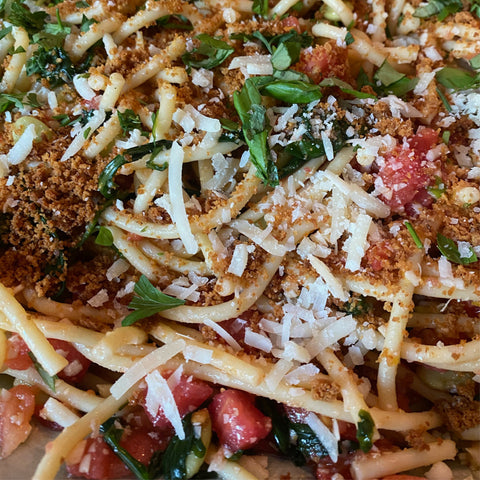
xmin=0 ymin=0 xmax=479 ymax=479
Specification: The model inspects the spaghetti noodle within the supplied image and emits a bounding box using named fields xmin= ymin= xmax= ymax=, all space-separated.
xmin=0 ymin=0 xmax=479 ymax=479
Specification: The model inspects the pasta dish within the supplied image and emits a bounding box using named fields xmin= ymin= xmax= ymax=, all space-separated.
xmin=0 ymin=0 xmax=479 ymax=478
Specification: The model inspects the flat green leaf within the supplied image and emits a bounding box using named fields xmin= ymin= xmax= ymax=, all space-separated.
xmin=95 ymin=226 xmax=114 ymax=246
xmin=181 ymin=34 xmax=234 ymax=70
xmin=252 ymin=0 xmax=268 ymax=16
xmin=271 ymin=41 xmax=302 ymax=71
xmin=404 ymin=221 xmax=423 ymax=249
xmin=413 ymin=0 xmax=462 ymax=19
xmin=319 ymin=77 xmax=376 ymax=99
xmin=260 ymin=80 xmax=322 ymax=103
xmin=28 ymin=351 xmax=58 ymax=392
xmin=122 ymin=275 xmax=185 ymax=326
xmin=436 ymin=67 xmax=480 ymax=90
xmin=437 ymin=233 xmax=478 ymax=265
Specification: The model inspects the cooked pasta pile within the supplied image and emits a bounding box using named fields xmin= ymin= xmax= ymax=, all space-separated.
xmin=0 ymin=0 xmax=479 ymax=479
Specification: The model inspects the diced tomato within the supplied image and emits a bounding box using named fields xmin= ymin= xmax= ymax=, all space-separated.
xmin=139 ymin=373 xmax=213 ymax=430
xmin=48 ymin=339 xmax=91 ymax=383
xmin=363 ymin=240 xmax=395 ymax=272
xmin=4 ymin=334 xmax=90 ymax=383
xmin=316 ymin=454 xmax=353 ymax=480
xmin=337 ymin=420 xmax=357 ymax=442
xmin=127 ymin=233 xmax=143 ymax=242
xmin=378 ymin=128 xmax=439 ymax=213
xmin=0 ymin=385 xmax=36 ymax=458
xmin=209 ymin=389 xmax=272 ymax=453
xmin=294 ymin=41 xmax=350 ymax=84
xmin=281 ymin=17 xmax=301 ymax=33
xmin=67 ymin=426 xmax=169 ymax=480
xmin=4 ymin=333 xmax=32 ymax=370
xmin=82 ymin=95 xmax=101 ymax=110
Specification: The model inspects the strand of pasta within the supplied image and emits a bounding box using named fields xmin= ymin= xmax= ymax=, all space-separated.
xmin=169 ymin=358 xmax=443 ymax=431
xmin=370 ymin=0 xmax=387 ymax=43
xmin=112 ymin=0 xmax=202 ymax=45
xmin=321 ymin=0 xmax=354 ymax=26
xmin=22 ymin=288 xmax=118 ymax=323
xmin=0 ymin=285 xmax=67 ymax=376
xmin=4 ymin=367 xmax=102 ymax=412
xmin=377 ymin=274 xmax=416 ymax=411
xmin=139 ymin=239 xmax=212 ymax=276
xmin=33 ymin=390 xmax=135 ymax=480
xmin=316 ymin=348 xmax=373 ymax=425
xmin=149 ymin=323 xmax=265 ymax=386
xmin=84 ymin=113 xmax=122 ymax=158
xmin=121 ymin=36 xmax=186 ymax=93
xmin=66 ymin=16 xmax=124 ymax=61
xmin=0 ymin=26 xmax=28 ymax=93
xmin=350 ymin=439 xmax=457 ymax=480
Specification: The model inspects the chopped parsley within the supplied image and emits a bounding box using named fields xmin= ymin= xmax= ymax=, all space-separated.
xmin=80 ymin=14 xmax=98 ymax=32
xmin=44 ymin=8 xmax=71 ymax=36
xmin=436 ymin=66 xmax=480 ymax=91
xmin=0 ymin=92 xmax=40 ymax=112
xmin=157 ymin=14 xmax=193 ymax=30
xmin=122 ymin=275 xmax=185 ymax=326
xmin=7 ymin=0 xmax=48 ymax=36
xmin=252 ymin=0 xmax=268 ymax=16
xmin=118 ymin=109 xmax=144 ymax=135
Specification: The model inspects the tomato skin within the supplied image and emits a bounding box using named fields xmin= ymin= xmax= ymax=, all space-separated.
xmin=139 ymin=373 xmax=213 ymax=430
xmin=0 ymin=385 xmax=36 ymax=458
xmin=4 ymin=334 xmax=90 ymax=383
xmin=378 ymin=128 xmax=439 ymax=213
xmin=209 ymin=389 xmax=272 ymax=453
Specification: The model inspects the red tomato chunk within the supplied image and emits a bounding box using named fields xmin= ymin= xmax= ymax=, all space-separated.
xmin=139 ymin=373 xmax=213 ymax=430
xmin=0 ymin=385 xmax=35 ymax=458
xmin=209 ymin=389 xmax=272 ymax=453
xmin=5 ymin=334 xmax=90 ymax=383
xmin=66 ymin=426 xmax=169 ymax=480
xmin=377 ymin=128 xmax=439 ymax=213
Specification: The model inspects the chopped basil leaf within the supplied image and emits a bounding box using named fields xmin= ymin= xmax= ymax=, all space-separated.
xmin=95 ymin=226 xmax=114 ymax=246
xmin=291 ymin=422 xmax=329 ymax=461
xmin=0 ymin=25 xmax=12 ymax=41
xmin=260 ymin=79 xmax=322 ymax=103
xmin=44 ymin=9 xmax=71 ymax=36
xmin=231 ymin=30 xmax=311 ymax=55
xmin=345 ymin=31 xmax=354 ymax=45
xmin=118 ymin=109 xmax=144 ymax=135
xmin=28 ymin=351 xmax=58 ymax=391
xmin=125 ymin=139 xmax=173 ymax=162
xmin=83 ymin=126 xmax=91 ymax=139
xmin=374 ymin=60 xmax=418 ymax=96
xmin=160 ymin=413 xmax=206 ymax=480
xmin=472 ymin=0 xmax=480 ymax=17
xmin=436 ymin=87 xmax=452 ymax=112
xmin=157 ymin=14 xmax=193 ymax=30
xmin=436 ymin=233 xmax=478 ymax=265
xmin=404 ymin=221 xmax=423 ymax=249
xmin=122 ymin=275 xmax=186 ymax=326
xmin=272 ymin=68 xmax=311 ymax=82
xmin=181 ymin=34 xmax=234 ymax=70
xmin=442 ymin=130 xmax=450 ymax=144
xmin=413 ymin=0 xmax=462 ymax=20
xmin=76 ymin=0 xmax=90 ymax=7
xmin=436 ymin=67 xmax=480 ymax=90
xmin=8 ymin=45 xmax=25 ymax=54
xmin=341 ymin=296 xmax=371 ymax=316
xmin=319 ymin=77 xmax=376 ymax=99
xmin=100 ymin=418 xmax=150 ymax=480
xmin=98 ymin=154 xmax=128 ymax=198
xmin=252 ymin=0 xmax=268 ymax=16
xmin=356 ymin=409 xmax=374 ymax=453
xmin=471 ymin=54 xmax=480 ymax=70
xmin=80 ymin=14 xmax=98 ymax=33
xmin=7 ymin=0 xmax=48 ymax=36
xmin=271 ymin=41 xmax=302 ymax=71
xmin=233 ymin=78 xmax=278 ymax=186
xmin=220 ymin=118 xmax=240 ymax=131
xmin=146 ymin=159 xmax=168 ymax=171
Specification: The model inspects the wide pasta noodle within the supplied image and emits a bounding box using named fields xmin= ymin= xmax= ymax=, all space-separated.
xmin=0 ymin=0 xmax=479 ymax=479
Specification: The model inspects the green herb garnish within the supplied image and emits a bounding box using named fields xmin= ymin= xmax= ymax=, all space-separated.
xmin=44 ymin=8 xmax=71 ymax=36
xmin=413 ymin=0 xmax=462 ymax=21
xmin=356 ymin=409 xmax=374 ymax=453
xmin=181 ymin=34 xmax=234 ymax=70
xmin=405 ymin=221 xmax=423 ymax=249
xmin=7 ymin=0 xmax=48 ymax=36
xmin=122 ymin=275 xmax=185 ymax=326
xmin=95 ymin=226 xmax=114 ymax=246
xmin=28 ymin=351 xmax=58 ymax=391
xmin=437 ymin=233 xmax=478 ymax=265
